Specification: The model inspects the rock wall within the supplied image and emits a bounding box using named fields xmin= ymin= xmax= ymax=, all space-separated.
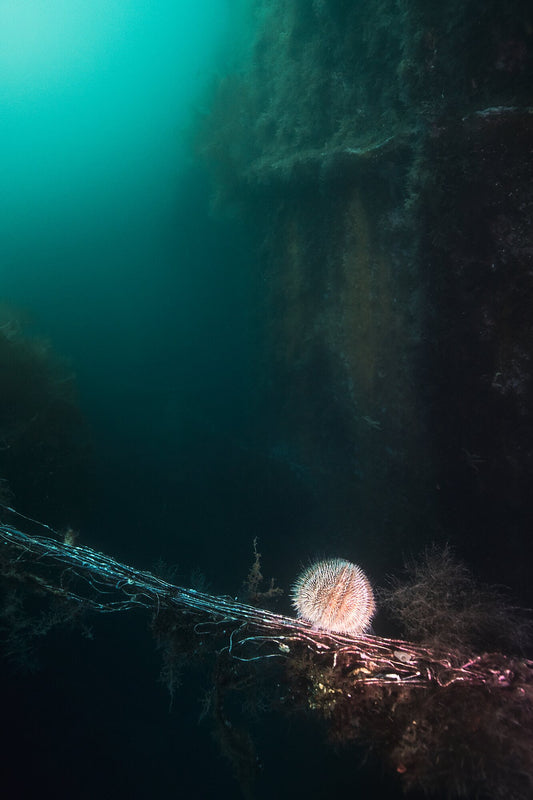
xmin=198 ymin=0 xmax=533 ymax=579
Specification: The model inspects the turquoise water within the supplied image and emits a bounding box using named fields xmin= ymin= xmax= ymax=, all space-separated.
xmin=0 ymin=0 xmax=263 ymax=564
xmin=1 ymin=1 xmax=232 ymax=402
xmin=1 ymin=1 xmax=231 ymax=258
xmin=0 ymin=1 xmax=241 ymax=409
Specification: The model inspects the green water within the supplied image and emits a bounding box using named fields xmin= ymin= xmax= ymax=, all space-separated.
xmin=0 ymin=0 xmax=257 ymax=483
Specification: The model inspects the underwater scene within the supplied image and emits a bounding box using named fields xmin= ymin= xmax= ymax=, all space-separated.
xmin=1 ymin=1 xmax=533 ymax=798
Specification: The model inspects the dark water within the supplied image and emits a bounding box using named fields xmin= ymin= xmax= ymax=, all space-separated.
xmin=0 ymin=3 xmax=378 ymax=799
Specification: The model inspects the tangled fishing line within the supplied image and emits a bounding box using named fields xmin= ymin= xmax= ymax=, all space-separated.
xmin=1 ymin=505 xmax=533 ymax=799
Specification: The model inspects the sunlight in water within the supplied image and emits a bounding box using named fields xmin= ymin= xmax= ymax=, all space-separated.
xmin=0 ymin=0 xmax=126 ymax=92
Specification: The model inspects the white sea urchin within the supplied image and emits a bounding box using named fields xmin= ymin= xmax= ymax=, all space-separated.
xmin=292 ymin=558 xmax=375 ymax=635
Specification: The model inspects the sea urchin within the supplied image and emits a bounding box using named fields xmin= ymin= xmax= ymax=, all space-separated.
xmin=292 ymin=558 xmax=375 ymax=635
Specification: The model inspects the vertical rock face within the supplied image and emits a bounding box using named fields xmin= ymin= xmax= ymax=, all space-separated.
xmin=198 ymin=1 xmax=533 ymax=569
xmin=418 ymin=109 xmax=533 ymax=554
